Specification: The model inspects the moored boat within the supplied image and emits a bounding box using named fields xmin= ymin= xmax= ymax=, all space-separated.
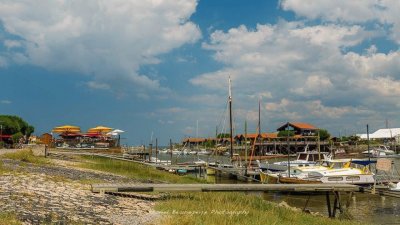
xmin=260 ymin=160 xmax=375 ymax=185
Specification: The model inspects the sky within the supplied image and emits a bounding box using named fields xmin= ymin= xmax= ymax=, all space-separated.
xmin=1 ymin=0 xmax=400 ymax=145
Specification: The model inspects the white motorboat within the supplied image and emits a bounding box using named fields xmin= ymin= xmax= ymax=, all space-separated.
xmin=150 ymin=157 xmax=171 ymax=165
xmin=261 ymin=160 xmax=375 ymax=185
xmin=188 ymin=150 xmax=198 ymax=155
xmin=362 ymin=145 xmax=395 ymax=157
xmin=258 ymin=146 xmax=331 ymax=172
xmin=197 ymin=149 xmax=212 ymax=155
xmin=158 ymin=148 xmax=168 ymax=154
xmin=389 ymin=182 xmax=400 ymax=191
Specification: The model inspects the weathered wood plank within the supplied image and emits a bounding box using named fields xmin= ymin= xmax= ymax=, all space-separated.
xmin=91 ymin=183 xmax=359 ymax=193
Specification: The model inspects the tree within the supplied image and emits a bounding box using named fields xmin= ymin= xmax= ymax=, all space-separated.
xmin=277 ymin=130 xmax=295 ymax=137
xmin=318 ymin=129 xmax=330 ymax=141
xmin=0 ymin=115 xmax=35 ymax=137
xmin=217 ymin=133 xmax=230 ymax=138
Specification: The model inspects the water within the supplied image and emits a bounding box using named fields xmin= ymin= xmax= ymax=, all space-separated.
xmin=262 ymin=192 xmax=399 ymax=224
xmin=158 ymin=153 xmax=400 ymax=225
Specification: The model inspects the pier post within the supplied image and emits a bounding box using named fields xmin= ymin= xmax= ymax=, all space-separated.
xmin=332 ymin=191 xmax=339 ymax=217
xmin=155 ymin=138 xmax=158 ymax=165
xmin=169 ymin=139 xmax=173 ymax=165
xmin=149 ymin=143 xmax=153 ymax=162
xmin=326 ymin=192 xmax=332 ymax=217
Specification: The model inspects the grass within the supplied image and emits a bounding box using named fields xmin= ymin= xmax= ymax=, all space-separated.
xmin=78 ymin=155 xmax=206 ymax=184
xmin=0 ymin=149 xmax=49 ymax=165
xmin=155 ymin=192 xmax=363 ymax=225
xmin=0 ymin=212 xmax=21 ymax=225
xmin=0 ymin=161 xmax=6 ymax=174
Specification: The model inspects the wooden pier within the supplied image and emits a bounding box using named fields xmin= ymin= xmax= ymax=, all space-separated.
xmin=91 ymin=183 xmax=359 ymax=193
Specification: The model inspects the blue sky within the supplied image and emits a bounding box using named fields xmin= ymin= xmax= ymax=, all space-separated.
xmin=1 ymin=0 xmax=400 ymax=145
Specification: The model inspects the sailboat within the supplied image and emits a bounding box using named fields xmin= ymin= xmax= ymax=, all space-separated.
xmin=206 ymin=77 xmax=234 ymax=175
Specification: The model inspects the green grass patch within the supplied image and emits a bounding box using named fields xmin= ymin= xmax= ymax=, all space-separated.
xmin=155 ymin=192 xmax=362 ymax=225
xmin=79 ymin=155 xmax=206 ymax=184
xmin=0 ymin=149 xmax=49 ymax=165
xmin=0 ymin=212 xmax=21 ymax=225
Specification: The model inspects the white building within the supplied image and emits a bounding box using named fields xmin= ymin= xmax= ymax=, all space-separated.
xmin=358 ymin=128 xmax=400 ymax=142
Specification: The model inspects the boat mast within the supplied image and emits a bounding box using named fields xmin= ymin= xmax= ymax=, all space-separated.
xmin=229 ymin=77 xmax=233 ymax=158
xmin=286 ymin=122 xmax=290 ymax=178
xmin=367 ymin=124 xmax=370 ymax=170
xmin=258 ymin=98 xmax=261 ymax=157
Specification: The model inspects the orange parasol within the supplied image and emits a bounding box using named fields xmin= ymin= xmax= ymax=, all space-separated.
xmin=87 ymin=126 xmax=113 ymax=134
xmin=52 ymin=125 xmax=81 ymax=133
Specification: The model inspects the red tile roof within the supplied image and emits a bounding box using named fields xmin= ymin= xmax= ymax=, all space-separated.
xmin=290 ymin=122 xmax=318 ymax=130
xmin=277 ymin=122 xmax=318 ymax=131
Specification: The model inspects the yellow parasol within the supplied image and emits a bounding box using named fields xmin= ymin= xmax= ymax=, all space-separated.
xmin=52 ymin=125 xmax=81 ymax=133
xmin=87 ymin=126 xmax=113 ymax=134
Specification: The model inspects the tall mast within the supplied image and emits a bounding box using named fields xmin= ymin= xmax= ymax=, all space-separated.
xmin=229 ymin=77 xmax=233 ymax=158
xmin=258 ymin=98 xmax=261 ymax=136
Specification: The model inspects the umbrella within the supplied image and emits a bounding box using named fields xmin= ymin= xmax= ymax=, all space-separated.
xmin=87 ymin=126 xmax=113 ymax=133
xmin=52 ymin=125 xmax=81 ymax=133
xmin=112 ymin=129 xmax=125 ymax=133
xmin=106 ymin=129 xmax=125 ymax=136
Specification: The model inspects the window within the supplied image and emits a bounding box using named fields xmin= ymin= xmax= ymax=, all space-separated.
xmin=346 ymin=176 xmax=360 ymax=181
xmin=298 ymin=153 xmax=307 ymax=160
xmin=327 ymin=177 xmax=343 ymax=181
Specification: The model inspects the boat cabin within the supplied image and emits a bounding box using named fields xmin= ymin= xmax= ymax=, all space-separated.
xmin=297 ymin=151 xmax=329 ymax=162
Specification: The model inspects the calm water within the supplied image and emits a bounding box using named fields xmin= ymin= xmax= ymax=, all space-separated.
xmin=158 ymin=153 xmax=400 ymax=224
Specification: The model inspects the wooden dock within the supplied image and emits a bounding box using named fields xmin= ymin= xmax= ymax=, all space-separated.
xmin=91 ymin=183 xmax=359 ymax=193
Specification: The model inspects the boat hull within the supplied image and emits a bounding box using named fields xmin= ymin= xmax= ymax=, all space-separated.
xmin=206 ymin=167 xmax=216 ymax=175
xmin=278 ymin=176 xmax=322 ymax=184
xmin=259 ymin=172 xmax=278 ymax=184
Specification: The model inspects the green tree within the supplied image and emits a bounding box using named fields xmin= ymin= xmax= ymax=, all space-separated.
xmin=318 ymin=129 xmax=330 ymax=141
xmin=217 ymin=133 xmax=230 ymax=138
xmin=0 ymin=115 xmax=34 ymax=137
xmin=204 ymin=140 xmax=215 ymax=148
xmin=277 ymin=130 xmax=295 ymax=137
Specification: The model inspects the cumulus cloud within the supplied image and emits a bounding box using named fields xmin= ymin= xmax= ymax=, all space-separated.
xmin=0 ymin=0 xmax=201 ymax=93
xmin=280 ymin=0 xmax=400 ymax=43
xmin=0 ymin=99 xmax=11 ymax=104
xmin=190 ymin=14 xmax=400 ymax=132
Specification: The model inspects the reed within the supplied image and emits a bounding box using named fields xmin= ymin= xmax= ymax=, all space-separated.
xmin=0 ymin=160 xmax=8 ymax=174
xmin=155 ymin=192 xmax=363 ymax=225
xmin=0 ymin=212 xmax=21 ymax=225
xmin=0 ymin=149 xmax=49 ymax=165
xmin=79 ymin=155 xmax=206 ymax=184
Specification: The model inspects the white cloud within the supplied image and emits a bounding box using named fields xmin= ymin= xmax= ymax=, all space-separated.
xmin=190 ymin=17 xmax=400 ymax=132
xmin=291 ymin=75 xmax=333 ymax=96
xmin=86 ymin=81 xmax=110 ymax=90
xmin=4 ymin=40 xmax=22 ymax=49
xmin=281 ymin=0 xmax=400 ymax=43
xmin=266 ymin=98 xmax=358 ymax=119
xmin=280 ymin=0 xmax=381 ymax=22
xmin=0 ymin=100 xmax=11 ymax=104
xmin=192 ymin=21 xmax=371 ymax=97
xmin=0 ymin=0 xmax=201 ymax=94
